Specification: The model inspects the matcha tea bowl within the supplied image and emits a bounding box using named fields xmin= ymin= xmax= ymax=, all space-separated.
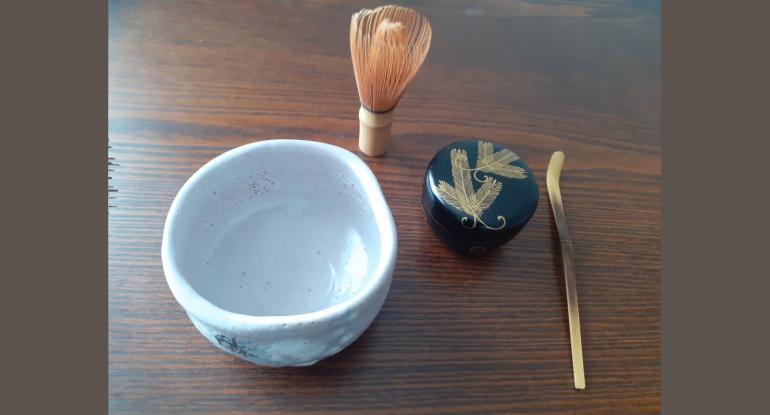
xmin=161 ymin=139 xmax=397 ymax=366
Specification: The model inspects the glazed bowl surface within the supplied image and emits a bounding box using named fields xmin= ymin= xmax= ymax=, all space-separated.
xmin=162 ymin=139 xmax=397 ymax=366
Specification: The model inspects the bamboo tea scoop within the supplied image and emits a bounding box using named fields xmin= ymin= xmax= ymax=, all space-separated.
xmin=546 ymin=151 xmax=586 ymax=390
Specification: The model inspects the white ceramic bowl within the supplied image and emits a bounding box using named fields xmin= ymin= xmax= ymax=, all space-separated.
xmin=162 ymin=139 xmax=397 ymax=366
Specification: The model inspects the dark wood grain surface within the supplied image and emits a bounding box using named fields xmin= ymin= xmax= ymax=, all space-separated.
xmin=108 ymin=1 xmax=660 ymax=413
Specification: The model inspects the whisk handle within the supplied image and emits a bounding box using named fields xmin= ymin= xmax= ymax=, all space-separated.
xmin=358 ymin=106 xmax=395 ymax=157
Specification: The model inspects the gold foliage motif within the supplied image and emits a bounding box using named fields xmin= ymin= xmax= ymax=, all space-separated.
xmin=435 ymin=141 xmax=527 ymax=230
xmin=475 ymin=141 xmax=527 ymax=180
xmin=436 ymin=149 xmax=472 ymax=214
xmin=437 ymin=148 xmax=505 ymax=230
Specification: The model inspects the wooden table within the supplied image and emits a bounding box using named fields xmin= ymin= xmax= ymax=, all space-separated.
xmin=109 ymin=1 xmax=660 ymax=413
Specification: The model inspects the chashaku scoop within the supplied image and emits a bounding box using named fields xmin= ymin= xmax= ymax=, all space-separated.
xmin=422 ymin=140 xmax=539 ymax=254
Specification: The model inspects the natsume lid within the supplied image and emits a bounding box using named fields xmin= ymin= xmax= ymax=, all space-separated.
xmin=421 ymin=140 xmax=539 ymax=254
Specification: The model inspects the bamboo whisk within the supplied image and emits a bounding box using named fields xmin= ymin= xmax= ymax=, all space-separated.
xmin=350 ymin=5 xmax=432 ymax=156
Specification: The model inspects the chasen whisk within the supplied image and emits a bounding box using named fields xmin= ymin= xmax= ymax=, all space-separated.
xmin=350 ymin=5 xmax=432 ymax=156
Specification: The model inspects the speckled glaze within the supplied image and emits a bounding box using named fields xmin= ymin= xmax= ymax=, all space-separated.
xmin=162 ymin=140 xmax=397 ymax=366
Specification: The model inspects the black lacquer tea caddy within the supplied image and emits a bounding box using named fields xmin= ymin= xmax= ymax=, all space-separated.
xmin=421 ymin=140 xmax=539 ymax=254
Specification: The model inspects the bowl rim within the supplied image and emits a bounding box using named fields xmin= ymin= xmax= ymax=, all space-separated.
xmin=161 ymin=139 xmax=397 ymax=329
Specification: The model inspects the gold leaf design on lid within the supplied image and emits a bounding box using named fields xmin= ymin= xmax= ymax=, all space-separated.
xmin=437 ymin=149 xmax=473 ymax=213
xmin=474 ymin=176 xmax=503 ymax=213
xmin=434 ymin=141 xmax=528 ymax=230
xmin=475 ymin=141 xmax=528 ymax=180
xmin=436 ymin=148 xmax=505 ymax=230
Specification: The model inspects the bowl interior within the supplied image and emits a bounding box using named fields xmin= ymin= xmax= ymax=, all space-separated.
xmin=168 ymin=142 xmax=383 ymax=317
